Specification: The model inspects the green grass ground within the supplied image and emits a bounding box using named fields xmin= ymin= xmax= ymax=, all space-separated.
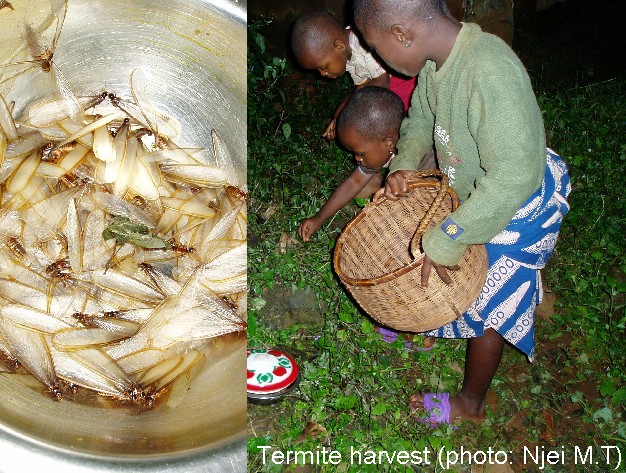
xmin=247 ymin=6 xmax=626 ymax=471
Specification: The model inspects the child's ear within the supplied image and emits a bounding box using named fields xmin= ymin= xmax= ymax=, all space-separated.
xmin=333 ymin=39 xmax=347 ymax=52
xmin=383 ymin=136 xmax=397 ymax=150
xmin=391 ymin=24 xmax=412 ymax=48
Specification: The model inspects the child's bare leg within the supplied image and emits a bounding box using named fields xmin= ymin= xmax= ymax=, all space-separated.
xmin=356 ymin=171 xmax=383 ymax=198
xmin=410 ymin=328 xmax=504 ymax=422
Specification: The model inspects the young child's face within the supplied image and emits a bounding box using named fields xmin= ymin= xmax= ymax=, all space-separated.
xmin=338 ymin=126 xmax=396 ymax=172
xmin=300 ymin=46 xmax=348 ymax=79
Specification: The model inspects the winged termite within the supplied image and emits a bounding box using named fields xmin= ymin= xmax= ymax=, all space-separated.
xmin=2 ymin=1 xmax=83 ymax=124
xmin=92 ymin=191 xmax=157 ymax=229
xmin=142 ymin=146 xmax=205 ymax=165
xmin=50 ymin=345 xmax=143 ymax=403
xmin=1 ymin=304 xmax=72 ymax=334
xmin=138 ymin=262 xmax=182 ymax=297
xmin=56 ymin=169 xmax=96 ymax=192
xmin=160 ymin=163 xmax=228 ymax=188
xmin=0 ymin=270 xmax=50 ymax=307
xmin=4 ymin=131 xmax=48 ymax=161
xmin=0 ymin=319 xmax=62 ymax=399
xmin=0 ymin=337 xmax=21 ymax=372
xmin=64 ymin=197 xmax=80 ymax=272
xmin=21 ymin=186 xmax=80 ymax=244
xmin=55 ymin=112 xmax=122 ymax=149
xmin=163 ymin=351 xmax=206 ymax=407
xmin=87 ymin=269 xmax=165 ymax=304
xmin=109 ymin=343 xmax=160 ymax=370
xmin=111 ymin=130 xmax=139 ymax=198
xmin=24 ymin=96 xmax=98 ymax=129
xmin=81 ymin=208 xmax=115 ymax=271
xmin=72 ymin=310 xmax=142 ymax=332
xmin=149 ymin=303 xmax=246 ymax=349
xmin=92 ymin=116 xmax=115 ymax=162
xmin=197 ymin=243 xmax=246 ymax=295
xmin=6 ymin=149 xmax=40 ymax=195
xmin=161 ymin=193 xmax=217 ymax=219
xmin=52 ymin=327 xmax=132 ymax=350
xmin=108 ymin=91 xmax=180 ymax=142
xmin=80 ymin=90 xmax=109 ymax=112
xmin=0 ymin=132 xmax=6 ymax=172
xmin=211 ymin=129 xmax=239 ymax=186
xmin=0 ymin=93 xmax=18 ymax=141
xmin=135 ymin=350 xmax=205 ymax=407
xmin=126 ymin=152 xmax=161 ymax=204
xmin=193 ymin=200 xmax=244 ymax=259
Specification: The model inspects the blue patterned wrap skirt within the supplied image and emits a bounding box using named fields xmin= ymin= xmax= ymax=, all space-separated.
xmin=424 ymin=149 xmax=571 ymax=361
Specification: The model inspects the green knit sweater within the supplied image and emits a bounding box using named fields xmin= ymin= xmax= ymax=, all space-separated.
xmin=390 ymin=23 xmax=546 ymax=266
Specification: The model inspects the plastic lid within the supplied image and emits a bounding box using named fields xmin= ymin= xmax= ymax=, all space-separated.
xmin=247 ymin=348 xmax=299 ymax=395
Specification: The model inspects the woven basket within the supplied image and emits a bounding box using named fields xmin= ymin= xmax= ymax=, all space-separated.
xmin=333 ymin=170 xmax=489 ymax=333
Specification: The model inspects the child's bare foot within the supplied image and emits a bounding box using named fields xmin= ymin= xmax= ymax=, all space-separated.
xmin=409 ymin=392 xmax=486 ymax=423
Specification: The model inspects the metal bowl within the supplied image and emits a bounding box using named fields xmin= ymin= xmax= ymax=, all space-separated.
xmin=0 ymin=0 xmax=246 ymax=470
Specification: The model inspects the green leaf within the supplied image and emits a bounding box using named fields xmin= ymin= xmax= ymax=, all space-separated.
xmin=247 ymin=312 xmax=257 ymax=338
xmin=611 ymin=388 xmax=626 ymax=405
xmin=599 ymin=379 xmax=616 ymax=397
xmin=254 ymin=34 xmax=265 ymax=55
xmin=361 ymin=319 xmax=374 ymax=334
xmin=282 ymin=122 xmax=291 ymax=140
xmin=102 ymin=216 xmax=150 ymax=241
xmin=338 ymin=311 xmax=354 ymax=323
xmin=250 ymin=298 xmax=266 ymax=311
xmin=102 ymin=216 xmax=170 ymax=248
xmin=353 ymin=197 xmax=370 ymax=208
xmin=127 ymin=234 xmax=171 ymax=249
xmin=592 ymin=407 xmax=613 ymax=424
xmin=371 ymin=402 xmax=387 ymax=416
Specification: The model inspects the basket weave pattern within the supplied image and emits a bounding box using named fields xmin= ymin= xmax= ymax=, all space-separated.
xmin=334 ymin=171 xmax=489 ymax=333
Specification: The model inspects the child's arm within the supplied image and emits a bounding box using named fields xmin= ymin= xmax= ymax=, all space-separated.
xmin=298 ymin=168 xmax=376 ymax=242
xmin=323 ymin=73 xmax=391 ymax=140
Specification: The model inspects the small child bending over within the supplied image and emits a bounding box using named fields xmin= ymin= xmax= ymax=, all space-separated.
xmin=354 ymin=0 xmax=571 ymax=425
xmin=297 ymin=86 xmax=403 ymax=243
xmin=291 ymin=10 xmax=417 ymax=142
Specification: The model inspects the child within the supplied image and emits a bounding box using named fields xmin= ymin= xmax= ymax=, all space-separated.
xmin=291 ymin=11 xmax=436 ymax=200
xmin=291 ymin=10 xmax=417 ymax=140
xmin=297 ymin=86 xmax=437 ymax=351
xmin=353 ymin=0 xmax=570 ymax=424
xmin=297 ymin=86 xmax=404 ymax=243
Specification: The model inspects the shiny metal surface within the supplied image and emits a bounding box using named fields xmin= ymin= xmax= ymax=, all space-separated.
xmin=0 ymin=0 xmax=246 ymax=470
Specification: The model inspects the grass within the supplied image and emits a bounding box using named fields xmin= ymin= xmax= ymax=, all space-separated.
xmin=247 ymin=17 xmax=626 ymax=473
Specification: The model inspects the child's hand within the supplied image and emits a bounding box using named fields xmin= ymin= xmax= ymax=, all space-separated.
xmin=420 ymin=255 xmax=461 ymax=287
xmin=381 ymin=170 xmax=418 ymax=200
xmin=298 ymin=217 xmax=322 ymax=242
xmin=322 ymin=118 xmax=337 ymax=141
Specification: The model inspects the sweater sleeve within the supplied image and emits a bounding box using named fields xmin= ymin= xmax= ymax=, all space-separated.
xmin=422 ymin=72 xmax=546 ymax=266
xmin=389 ymin=69 xmax=435 ymax=173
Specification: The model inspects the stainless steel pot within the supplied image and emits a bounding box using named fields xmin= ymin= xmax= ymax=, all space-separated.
xmin=0 ymin=0 xmax=246 ymax=470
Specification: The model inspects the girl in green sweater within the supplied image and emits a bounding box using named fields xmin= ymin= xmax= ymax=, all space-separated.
xmin=354 ymin=0 xmax=570 ymax=425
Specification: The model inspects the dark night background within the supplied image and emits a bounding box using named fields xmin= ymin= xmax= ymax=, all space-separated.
xmin=249 ymin=0 xmax=626 ymax=89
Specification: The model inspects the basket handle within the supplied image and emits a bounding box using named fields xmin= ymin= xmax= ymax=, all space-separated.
xmin=405 ymin=170 xmax=458 ymax=258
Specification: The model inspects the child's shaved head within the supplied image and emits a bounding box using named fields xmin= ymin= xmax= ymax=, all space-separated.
xmin=354 ymin=0 xmax=446 ymax=31
xmin=291 ymin=11 xmax=345 ymax=64
xmin=337 ymin=87 xmax=404 ymax=141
